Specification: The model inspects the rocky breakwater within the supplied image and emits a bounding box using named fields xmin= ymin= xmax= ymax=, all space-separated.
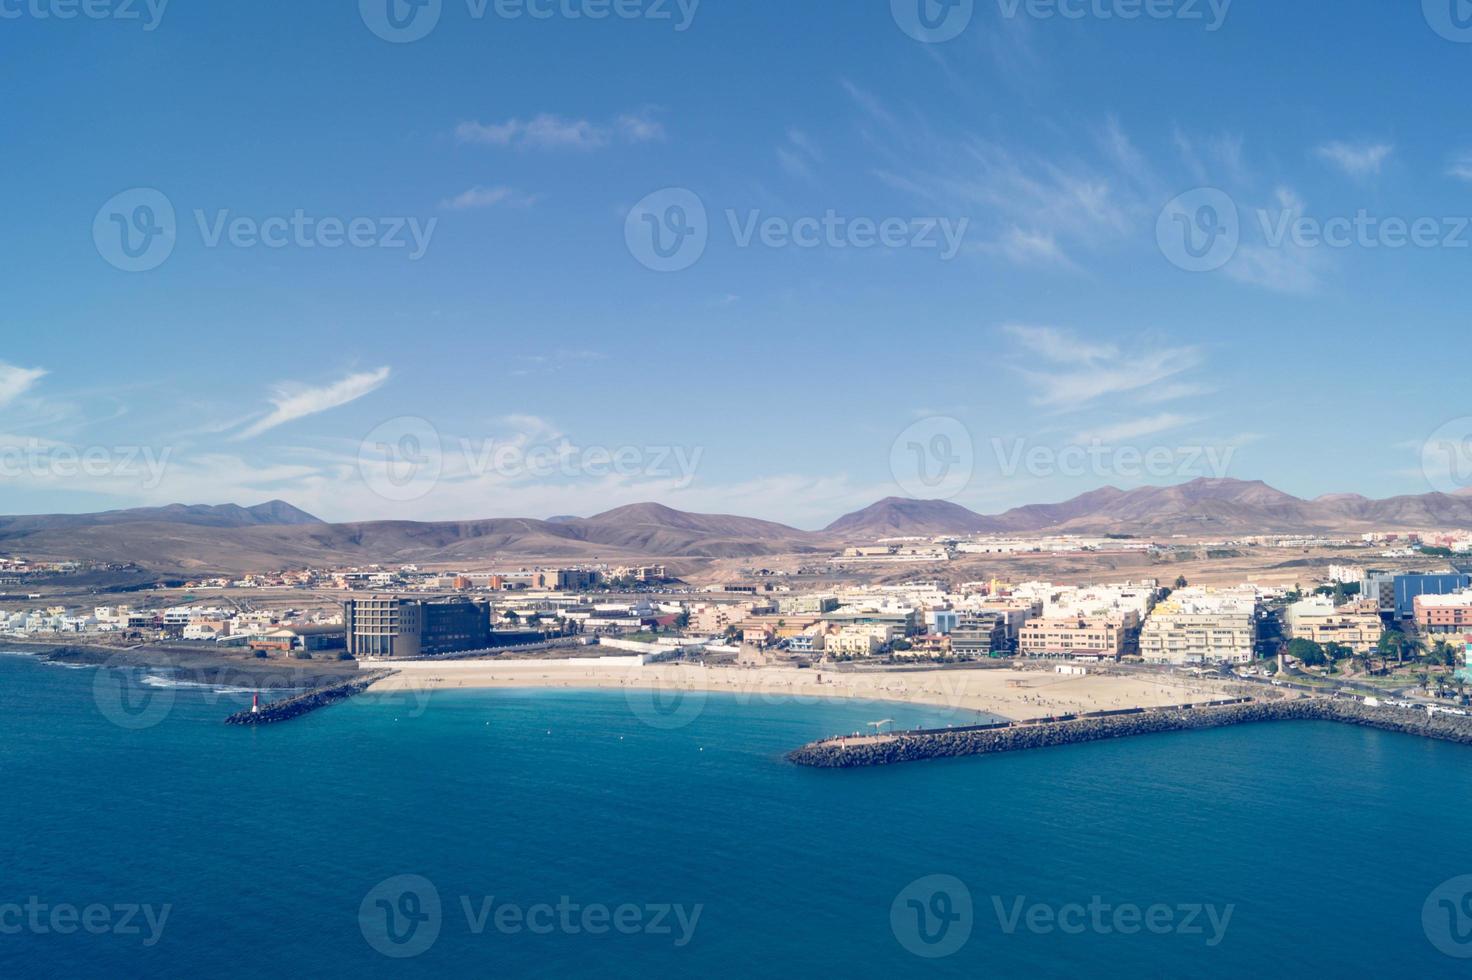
xmin=787 ymin=698 xmax=1472 ymax=768
xmin=225 ymin=670 xmax=397 ymax=726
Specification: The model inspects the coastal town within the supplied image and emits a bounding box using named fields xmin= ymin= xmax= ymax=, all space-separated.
xmin=7 ymin=525 xmax=1472 ymax=715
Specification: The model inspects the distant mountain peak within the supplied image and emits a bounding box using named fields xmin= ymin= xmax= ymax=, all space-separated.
xmin=825 ymin=498 xmax=995 ymax=535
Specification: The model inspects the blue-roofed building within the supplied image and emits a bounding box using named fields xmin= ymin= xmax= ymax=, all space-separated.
xmin=1393 ymin=573 xmax=1472 ymax=619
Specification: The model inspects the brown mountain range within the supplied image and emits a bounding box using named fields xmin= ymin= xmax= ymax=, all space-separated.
xmin=4 ymin=479 xmax=1471 ymax=573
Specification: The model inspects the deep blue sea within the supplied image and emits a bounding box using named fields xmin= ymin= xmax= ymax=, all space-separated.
xmin=3 ymin=651 xmax=1472 ymax=977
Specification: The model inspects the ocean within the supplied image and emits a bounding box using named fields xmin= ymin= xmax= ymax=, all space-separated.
xmin=1 ymin=650 xmax=1469 ymax=977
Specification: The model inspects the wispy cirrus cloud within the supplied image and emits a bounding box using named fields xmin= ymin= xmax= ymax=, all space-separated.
xmin=0 ymin=362 xmax=46 ymax=409
xmin=1447 ymin=153 xmax=1472 ymax=183
xmin=1002 ymin=324 xmax=1118 ymax=364
xmin=847 ymin=85 xmax=1153 ymax=272
xmin=455 ymin=111 xmax=664 ymax=151
xmin=439 ymin=186 xmax=538 ymax=211
xmin=1001 ymin=324 xmax=1203 ymax=410
xmin=509 ymin=350 xmax=607 ymax=377
xmin=1072 ymin=412 xmax=1200 ymax=444
xmin=1223 ymin=186 xmax=1329 ymax=295
xmin=234 ymin=367 xmax=391 ymax=440
xmin=777 ymin=128 xmax=822 ymax=180
xmin=1315 ymin=140 xmax=1393 ymax=178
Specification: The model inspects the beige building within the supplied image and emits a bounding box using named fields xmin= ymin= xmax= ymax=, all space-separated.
xmin=689 ymin=602 xmax=751 ymax=634
xmin=737 ymin=614 xmax=822 ymax=646
xmin=1141 ymin=588 xmax=1259 ymax=665
xmin=1017 ymin=618 xmax=1126 ymax=659
xmin=825 ymin=625 xmax=898 ymax=658
xmin=1285 ymin=597 xmax=1384 ymax=653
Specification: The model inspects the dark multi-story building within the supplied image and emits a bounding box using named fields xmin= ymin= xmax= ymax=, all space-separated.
xmin=343 ymin=595 xmax=492 ymax=659
xmin=949 ymin=613 xmax=1008 ymax=659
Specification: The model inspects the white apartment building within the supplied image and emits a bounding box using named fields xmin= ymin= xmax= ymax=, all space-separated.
xmin=1041 ymin=582 xmax=1158 ymax=628
xmin=1284 ymin=596 xmax=1384 ymax=653
xmin=1140 ymin=587 xmax=1260 ymax=665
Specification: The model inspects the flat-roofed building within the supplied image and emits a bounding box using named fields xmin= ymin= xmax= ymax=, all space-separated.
xmin=1018 ymin=617 xmax=1125 ymax=660
xmin=950 ymin=613 xmax=1008 ymax=659
xmin=1285 ymin=597 xmax=1383 ymax=652
xmin=1393 ymin=573 xmax=1472 ymax=619
xmin=344 ymin=595 xmax=492 ymax=659
xmin=1140 ymin=588 xmax=1259 ymax=665
xmin=1415 ymin=591 xmax=1472 ymax=634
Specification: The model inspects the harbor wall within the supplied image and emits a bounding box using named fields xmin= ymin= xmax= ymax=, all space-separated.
xmin=787 ymin=699 xmax=1472 ymax=768
xmin=225 ymin=670 xmax=396 ymax=726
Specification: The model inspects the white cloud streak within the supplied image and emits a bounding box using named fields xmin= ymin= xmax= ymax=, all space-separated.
xmin=455 ymin=112 xmax=664 ymax=151
xmin=234 ymin=368 xmax=392 ymax=440
xmin=0 ymin=362 xmax=46 ymax=409
xmin=1315 ymin=141 xmax=1393 ymax=178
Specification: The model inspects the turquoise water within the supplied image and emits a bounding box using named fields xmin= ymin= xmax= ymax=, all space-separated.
xmin=3 ymin=652 xmax=1472 ymax=977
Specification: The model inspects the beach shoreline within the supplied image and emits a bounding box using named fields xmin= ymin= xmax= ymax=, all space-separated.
xmin=367 ymin=660 xmax=1241 ymax=724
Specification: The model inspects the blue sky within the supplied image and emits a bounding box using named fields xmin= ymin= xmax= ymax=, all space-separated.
xmin=3 ymin=0 xmax=1472 ymax=528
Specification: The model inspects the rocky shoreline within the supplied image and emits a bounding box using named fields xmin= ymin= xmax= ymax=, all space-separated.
xmin=787 ymin=698 xmax=1472 ymax=768
xmin=224 ymin=670 xmax=397 ymax=726
xmin=0 ymin=638 xmax=362 ymax=688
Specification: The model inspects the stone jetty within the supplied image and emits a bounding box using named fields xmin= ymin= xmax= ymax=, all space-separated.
xmin=225 ymin=670 xmax=396 ymax=726
xmin=787 ymin=697 xmax=1472 ymax=768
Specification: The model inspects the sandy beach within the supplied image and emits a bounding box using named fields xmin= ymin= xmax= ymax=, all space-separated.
xmin=369 ymin=659 xmax=1236 ymax=724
